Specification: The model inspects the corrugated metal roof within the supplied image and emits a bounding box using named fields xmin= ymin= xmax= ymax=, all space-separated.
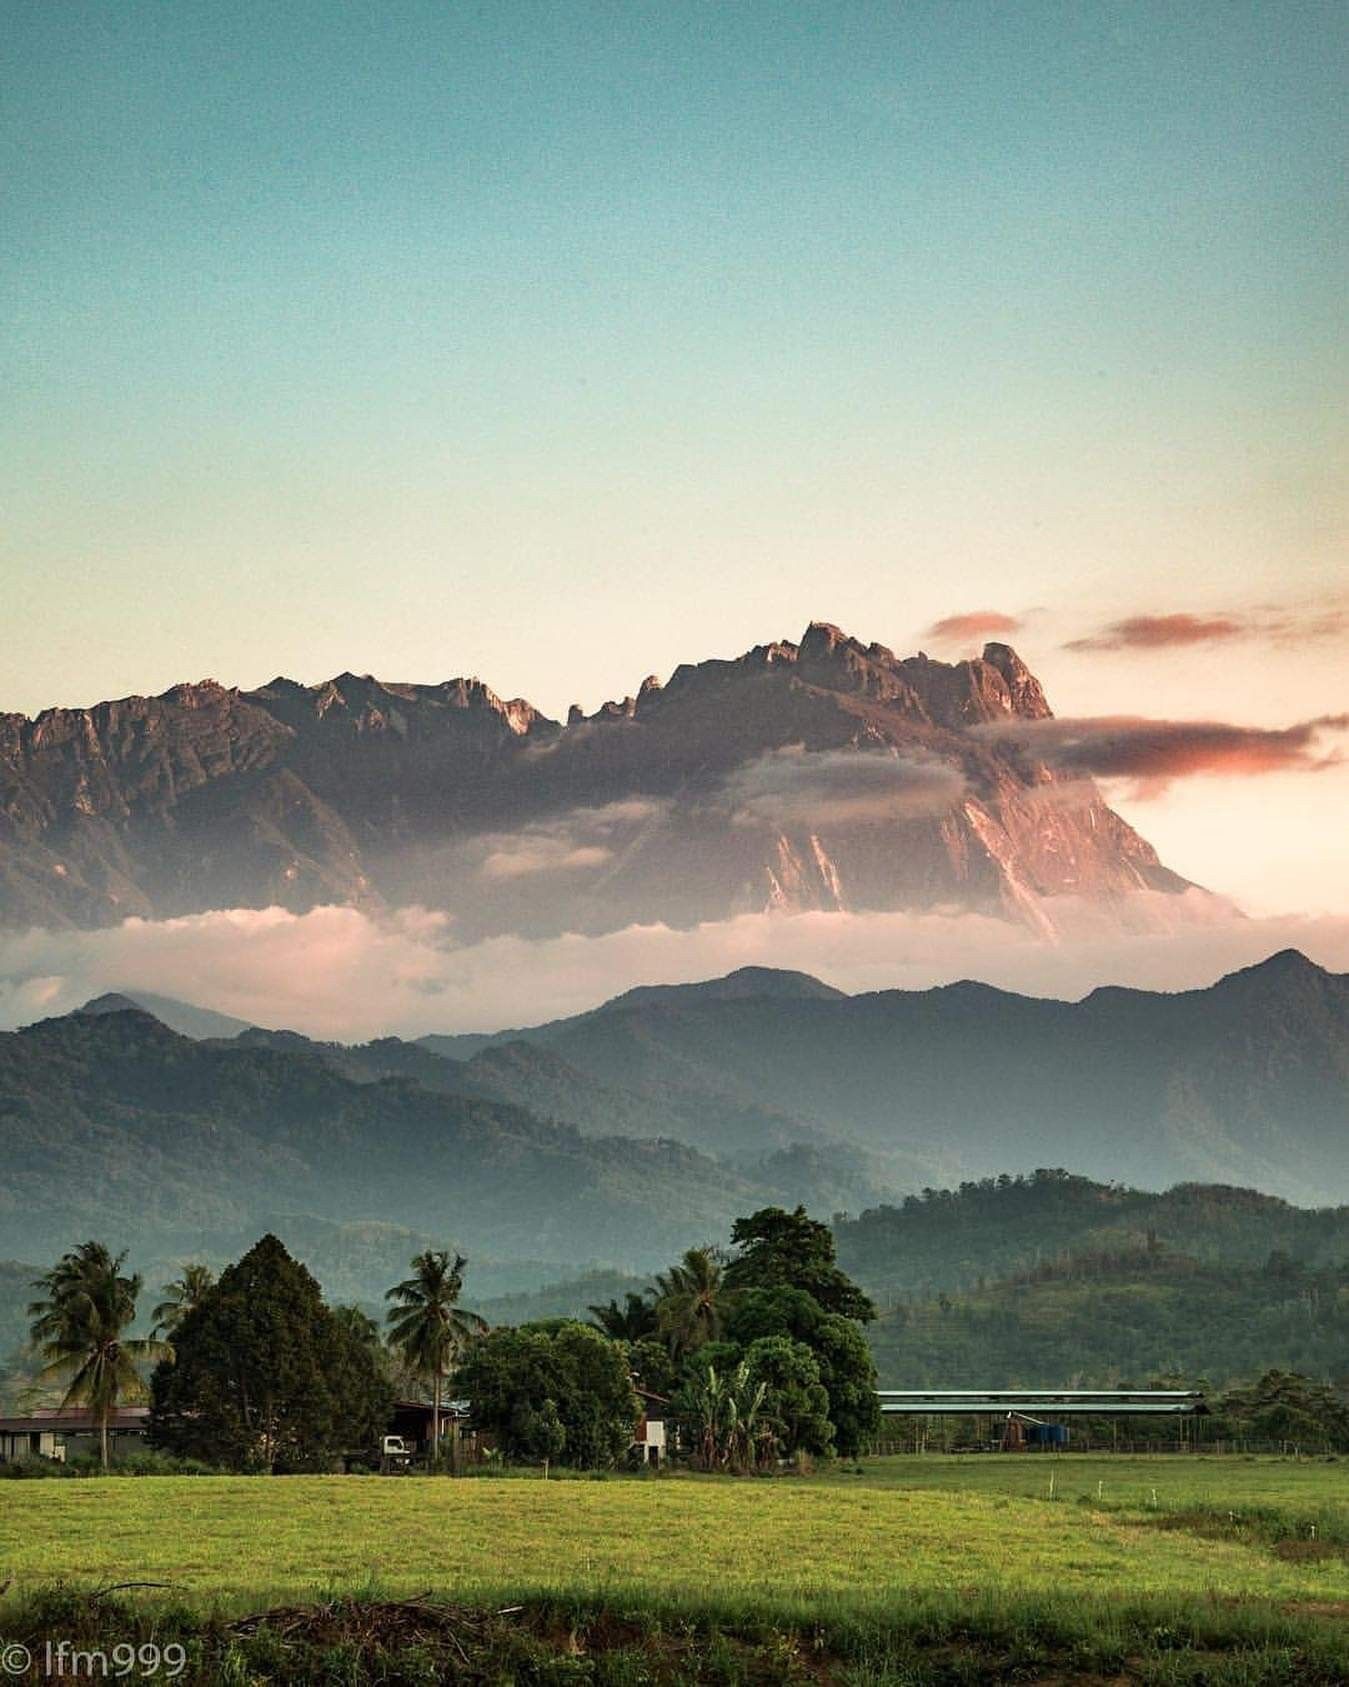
xmin=876 ymin=1389 xmax=1208 ymax=1417
xmin=880 ymin=1400 xmax=1206 ymax=1415
xmin=0 ymin=1406 xmax=151 ymax=1433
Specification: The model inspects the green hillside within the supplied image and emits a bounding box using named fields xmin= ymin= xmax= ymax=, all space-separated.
xmin=867 ymin=1245 xmax=1349 ymax=1389
xmin=835 ymin=1170 xmax=1349 ymax=1296
xmin=0 ymin=1006 xmax=897 ymax=1271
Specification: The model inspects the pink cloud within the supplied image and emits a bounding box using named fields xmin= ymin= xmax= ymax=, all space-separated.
xmin=925 ymin=611 xmax=1023 ymax=643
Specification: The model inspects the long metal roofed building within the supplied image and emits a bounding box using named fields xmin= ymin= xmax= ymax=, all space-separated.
xmin=877 ymin=1390 xmax=1208 ymax=1416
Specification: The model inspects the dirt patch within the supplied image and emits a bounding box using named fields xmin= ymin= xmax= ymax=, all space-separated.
xmin=1271 ymin=1538 xmax=1342 ymax=1562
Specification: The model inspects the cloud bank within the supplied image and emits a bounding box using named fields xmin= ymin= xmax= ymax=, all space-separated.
xmin=977 ymin=713 xmax=1349 ymax=796
xmin=2 ymin=897 xmax=1346 ymax=1043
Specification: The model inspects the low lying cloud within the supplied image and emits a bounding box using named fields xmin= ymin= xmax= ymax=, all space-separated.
xmin=926 ymin=611 xmax=1023 ymax=644
xmin=1066 ymin=599 xmax=1348 ymax=654
xmin=721 ymin=746 xmax=966 ymax=828
xmin=977 ymin=714 xmax=1349 ymax=797
xmin=2 ymin=897 xmax=1347 ymax=1043
xmin=481 ymin=841 xmax=612 ymax=880
xmin=472 ymin=798 xmax=666 ymax=879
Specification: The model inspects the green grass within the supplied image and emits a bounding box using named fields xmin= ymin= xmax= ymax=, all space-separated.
xmin=1 ymin=1456 xmax=1345 ymax=1682
xmin=2 ymin=1459 xmax=1345 ymax=1606
xmin=819 ymin=1451 xmax=1344 ymax=1510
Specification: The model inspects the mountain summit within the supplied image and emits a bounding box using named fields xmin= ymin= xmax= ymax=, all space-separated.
xmin=0 ymin=624 xmax=1193 ymax=936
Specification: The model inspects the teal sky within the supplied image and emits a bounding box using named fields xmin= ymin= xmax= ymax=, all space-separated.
xmin=4 ymin=3 xmax=1345 ymax=747
xmin=5 ymin=0 xmax=1342 ymax=705
xmin=1 ymin=0 xmax=1347 ymax=986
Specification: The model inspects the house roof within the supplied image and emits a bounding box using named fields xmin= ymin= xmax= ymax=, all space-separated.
xmin=0 ymin=1405 xmax=151 ymax=1434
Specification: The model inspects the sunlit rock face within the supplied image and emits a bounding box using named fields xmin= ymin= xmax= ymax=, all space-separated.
xmin=0 ymin=623 xmax=1194 ymax=937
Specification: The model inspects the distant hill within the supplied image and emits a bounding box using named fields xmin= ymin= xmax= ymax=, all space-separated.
xmin=241 ymin=1006 xmax=943 ymax=1174
xmin=97 ymin=951 xmax=1349 ymax=1204
xmin=0 ymin=1005 xmax=905 ymax=1272
xmin=867 ymin=1246 xmax=1349 ymax=1390
xmin=423 ymin=951 xmax=1349 ymax=1204
xmin=833 ymin=1170 xmax=1349 ymax=1297
xmin=81 ymin=991 xmax=256 ymax=1040
xmin=459 ymin=1173 xmax=1349 ymax=1374
xmin=603 ymin=966 xmax=847 ymax=1011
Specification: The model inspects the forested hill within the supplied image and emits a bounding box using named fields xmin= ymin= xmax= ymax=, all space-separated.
xmin=834 ymin=1171 xmax=1349 ymax=1298
xmin=866 ymin=1246 xmax=1349 ymax=1390
xmin=0 ymin=1006 xmax=893 ymax=1270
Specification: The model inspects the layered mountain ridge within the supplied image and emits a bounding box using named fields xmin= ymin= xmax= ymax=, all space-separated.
xmin=1 ymin=622 xmax=1191 ymax=934
xmin=416 ymin=949 xmax=1349 ymax=1206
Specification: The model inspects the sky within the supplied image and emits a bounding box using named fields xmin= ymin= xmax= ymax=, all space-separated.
xmin=2 ymin=0 xmax=1346 ymax=1016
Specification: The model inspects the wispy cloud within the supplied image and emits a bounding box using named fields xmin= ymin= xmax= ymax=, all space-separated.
xmin=1065 ymin=599 xmax=1348 ymax=654
xmin=720 ymin=746 xmax=966 ymax=828
xmin=925 ymin=611 xmax=1023 ymax=644
xmin=1065 ymin=613 xmax=1245 ymax=652
xmin=975 ymin=713 xmax=1349 ymax=797
xmin=481 ymin=841 xmax=612 ymax=880
xmin=472 ymin=798 xmax=666 ymax=879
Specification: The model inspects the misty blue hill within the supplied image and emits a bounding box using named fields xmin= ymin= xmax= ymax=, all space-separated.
xmin=0 ymin=1002 xmax=913 ymax=1274
xmin=421 ymin=952 xmax=1349 ymax=1206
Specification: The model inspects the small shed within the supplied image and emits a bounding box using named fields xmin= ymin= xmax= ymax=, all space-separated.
xmin=633 ymin=1388 xmax=670 ymax=1466
xmin=388 ymin=1398 xmax=473 ymax=1459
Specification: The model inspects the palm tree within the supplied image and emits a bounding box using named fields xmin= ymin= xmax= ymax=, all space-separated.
xmin=652 ymin=1247 xmax=731 ymax=1360
xmin=385 ymin=1250 xmax=487 ymax=1464
xmin=150 ymin=1263 xmax=215 ymax=1339
xmin=588 ymin=1291 xmax=658 ymax=1343
xmin=28 ymin=1242 xmax=168 ymax=1471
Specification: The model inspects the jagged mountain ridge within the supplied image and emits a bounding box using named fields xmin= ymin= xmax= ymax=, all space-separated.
xmin=0 ymin=622 xmax=1190 ymax=935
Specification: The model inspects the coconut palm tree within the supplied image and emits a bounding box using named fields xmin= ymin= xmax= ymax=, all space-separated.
xmin=588 ymin=1291 xmax=658 ymax=1343
xmin=385 ymin=1250 xmax=487 ymax=1464
xmin=28 ymin=1241 xmax=169 ymax=1471
xmin=652 ymin=1247 xmax=731 ymax=1360
xmin=150 ymin=1263 xmax=215 ymax=1339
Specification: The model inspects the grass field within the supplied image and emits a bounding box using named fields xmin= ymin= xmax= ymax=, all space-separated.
xmin=1 ymin=1455 xmax=1345 ymax=1682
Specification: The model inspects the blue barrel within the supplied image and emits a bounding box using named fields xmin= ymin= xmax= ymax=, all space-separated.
xmin=1028 ymin=1423 xmax=1070 ymax=1447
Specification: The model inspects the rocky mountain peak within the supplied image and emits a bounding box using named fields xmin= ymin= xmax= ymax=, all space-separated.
xmin=979 ymin=642 xmax=1053 ymax=720
xmin=0 ymin=621 xmax=1193 ymax=937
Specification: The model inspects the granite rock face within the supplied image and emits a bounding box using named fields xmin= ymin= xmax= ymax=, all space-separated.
xmin=0 ymin=623 xmax=1192 ymax=934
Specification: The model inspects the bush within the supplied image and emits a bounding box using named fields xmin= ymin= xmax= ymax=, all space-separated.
xmin=0 ymin=1450 xmax=223 ymax=1478
xmin=0 ymin=1455 xmax=78 ymax=1479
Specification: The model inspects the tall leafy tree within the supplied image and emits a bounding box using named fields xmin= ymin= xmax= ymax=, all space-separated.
xmin=150 ymin=1234 xmax=391 ymax=1471
xmin=150 ymin=1263 xmax=215 ymax=1340
xmin=727 ymin=1285 xmax=880 ymax=1456
xmin=1221 ymin=1370 xmax=1349 ymax=1448
xmin=653 ymin=1247 xmax=732 ymax=1359
xmin=457 ymin=1322 xmax=638 ymax=1469
xmin=385 ymin=1250 xmax=487 ymax=1462
xmin=28 ymin=1241 xmax=168 ymax=1470
xmin=742 ymin=1335 xmax=834 ymax=1459
xmin=725 ymin=1207 xmax=875 ymax=1321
